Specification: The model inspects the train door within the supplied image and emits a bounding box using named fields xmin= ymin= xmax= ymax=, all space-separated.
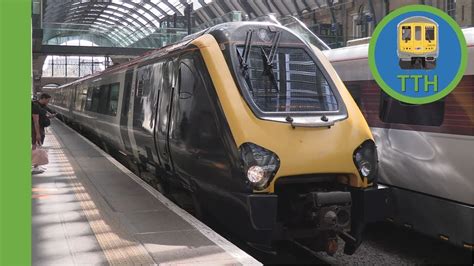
xmin=155 ymin=59 xmax=175 ymax=173
xmin=413 ymin=24 xmax=423 ymax=51
xmin=120 ymin=68 xmax=134 ymax=155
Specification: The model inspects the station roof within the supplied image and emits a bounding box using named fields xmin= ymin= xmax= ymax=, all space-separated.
xmin=42 ymin=0 xmax=213 ymax=46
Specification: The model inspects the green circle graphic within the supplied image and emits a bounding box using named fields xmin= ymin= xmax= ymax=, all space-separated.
xmin=368 ymin=5 xmax=468 ymax=104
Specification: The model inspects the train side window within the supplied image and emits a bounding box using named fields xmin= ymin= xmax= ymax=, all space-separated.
xmin=415 ymin=26 xmax=422 ymax=41
xmin=75 ymin=87 xmax=87 ymax=111
xmin=85 ymin=87 xmax=93 ymax=111
xmin=402 ymin=26 xmax=411 ymax=41
xmin=98 ymin=84 xmax=110 ymax=114
xmin=379 ymin=91 xmax=444 ymax=126
xmin=90 ymin=87 xmax=101 ymax=112
xmin=107 ymin=83 xmax=119 ymax=116
xmin=178 ymin=62 xmax=195 ymax=100
xmin=80 ymin=87 xmax=88 ymax=111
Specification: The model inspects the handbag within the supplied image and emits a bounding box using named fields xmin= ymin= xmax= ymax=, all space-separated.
xmin=32 ymin=147 xmax=49 ymax=166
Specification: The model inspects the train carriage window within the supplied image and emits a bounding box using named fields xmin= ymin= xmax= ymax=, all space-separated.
xmin=107 ymin=83 xmax=120 ymax=116
xmin=425 ymin=26 xmax=435 ymax=41
xmin=379 ymin=91 xmax=444 ymax=126
xmin=75 ymin=87 xmax=83 ymax=111
xmin=415 ymin=26 xmax=422 ymax=41
xmin=134 ymin=63 xmax=160 ymax=132
xmin=98 ymin=84 xmax=110 ymax=114
xmin=80 ymin=87 xmax=88 ymax=111
xmin=90 ymin=87 xmax=101 ymax=112
xmin=402 ymin=26 xmax=411 ymax=41
xmin=85 ymin=87 xmax=93 ymax=111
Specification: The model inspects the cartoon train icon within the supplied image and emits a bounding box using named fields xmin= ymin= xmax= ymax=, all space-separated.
xmin=398 ymin=16 xmax=439 ymax=69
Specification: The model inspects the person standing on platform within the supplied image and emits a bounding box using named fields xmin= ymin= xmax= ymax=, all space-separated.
xmin=32 ymin=93 xmax=55 ymax=174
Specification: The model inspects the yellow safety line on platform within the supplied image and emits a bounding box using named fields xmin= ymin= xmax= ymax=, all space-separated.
xmin=46 ymin=130 xmax=156 ymax=265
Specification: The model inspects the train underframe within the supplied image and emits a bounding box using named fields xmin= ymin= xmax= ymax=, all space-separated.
xmin=196 ymin=175 xmax=392 ymax=256
xmin=399 ymin=56 xmax=437 ymax=69
xmin=398 ymin=50 xmax=438 ymax=70
xmin=385 ymin=185 xmax=473 ymax=250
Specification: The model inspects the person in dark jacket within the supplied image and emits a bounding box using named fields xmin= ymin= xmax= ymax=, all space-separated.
xmin=32 ymin=93 xmax=55 ymax=174
xmin=32 ymin=93 xmax=55 ymax=145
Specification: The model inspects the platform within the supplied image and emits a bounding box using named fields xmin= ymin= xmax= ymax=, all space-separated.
xmin=32 ymin=120 xmax=261 ymax=265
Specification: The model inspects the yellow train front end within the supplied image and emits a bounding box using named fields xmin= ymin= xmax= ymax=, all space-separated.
xmin=191 ymin=22 xmax=390 ymax=255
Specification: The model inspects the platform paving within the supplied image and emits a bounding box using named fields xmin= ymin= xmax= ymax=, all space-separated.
xmin=32 ymin=120 xmax=261 ymax=266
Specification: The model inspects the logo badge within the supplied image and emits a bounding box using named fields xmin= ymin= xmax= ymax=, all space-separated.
xmin=369 ymin=5 xmax=467 ymax=104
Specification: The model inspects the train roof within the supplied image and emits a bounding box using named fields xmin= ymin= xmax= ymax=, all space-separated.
xmin=398 ymin=16 xmax=438 ymax=25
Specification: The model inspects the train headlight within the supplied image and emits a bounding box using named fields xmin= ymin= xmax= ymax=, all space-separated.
xmin=247 ymin=165 xmax=265 ymax=183
xmin=353 ymin=140 xmax=378 ymax=182
xmin=240 ymin=143 xmax=280 ymax=190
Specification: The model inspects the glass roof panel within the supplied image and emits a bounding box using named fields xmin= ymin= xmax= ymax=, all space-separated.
xmin=192 ymin=0 xmax=202 ymax=9
xmin=137 ymin=17 xmax=147 ymax=25
xmin=143 ymin=3 xmax=153 ymax=9
xmin=158 ymin=2 xmax=173 ymax=14
xmin=122 ymin=3 xmax=134 ymax=9
xmin=143 ymin=12 xmax=154 ymax=21
xmin=176 ymin=5 xmax=185 ymax=14
xmin=148 ymin=6 xmax=164 ymax=18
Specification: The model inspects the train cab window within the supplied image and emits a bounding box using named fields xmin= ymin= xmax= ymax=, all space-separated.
xmin=107 ymin=83 xmax=119 ymax=116
xmin=238 ymin=46 xmax=338 ymax=113
xmin=402 ymin=26 xmax=411 ymax=41
xmin=379 ymin=91 xmax=444 ymax=126
xmin=425 ymin=26 xmax=435 ymax=41
xmin=415 ymin=26 xmax=422 ymax=41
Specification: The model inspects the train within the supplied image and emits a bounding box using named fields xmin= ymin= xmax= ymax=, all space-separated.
xmin=398 ymin=16 xmax=439 ymax=69
xmin=44 ymin=21 xmax=390 ymax=255
xmin=323 ymin=27 xmax=473 ymax=249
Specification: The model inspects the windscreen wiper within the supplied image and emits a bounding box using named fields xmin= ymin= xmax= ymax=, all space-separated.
xmin=239 ymin=29 xmax=254 ymax=77
xmin=260 ymin=31 xmax=281 ymax=93
xmin=237 ymin=29 xmax=255 ymax=94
